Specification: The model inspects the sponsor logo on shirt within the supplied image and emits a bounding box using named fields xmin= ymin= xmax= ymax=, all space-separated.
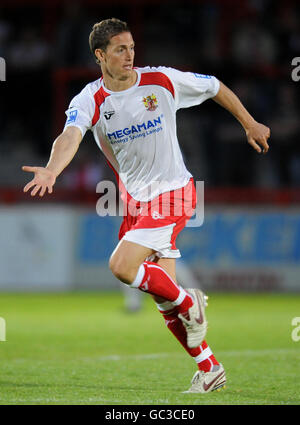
xmin=143 ymin=93 xmax=158 ymax=111
xmin=107 ymin=114 xmax=164 ymax=144
xmin=66 ymin=109 xmax=78 ymax=124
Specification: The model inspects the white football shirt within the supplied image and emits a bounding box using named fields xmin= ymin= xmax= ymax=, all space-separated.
xmin=64 ymin=66 xmax=220 ymax=202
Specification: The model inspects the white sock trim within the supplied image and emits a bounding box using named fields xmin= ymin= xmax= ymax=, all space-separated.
xmin=156 ymin=301 xmax=174 ymax=312
xmin=173 ymin=288 xmax=188 ymax=306
xmin=130 ymin=264 xmax=145 ymax=288
xmin=193 ymin=347 xmax=213 ymax=363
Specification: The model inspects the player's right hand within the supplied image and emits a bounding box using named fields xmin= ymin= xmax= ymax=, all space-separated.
xmin=22 ymin=166 xmax=56 ymax=197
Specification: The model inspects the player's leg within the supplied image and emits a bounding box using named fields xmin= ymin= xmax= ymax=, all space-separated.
xmin=109 ymin=239 xmax=154 ymax=284
xmin=155 ymin=258 xmax=226 ymax=392
xmin=111 ymin=179 xmax=207 ymax=347
xmin=109 ymin=240 xmax=193 ymax=313
xmin=150 ymin=257 xmax=177 ymax=304
xmin=121 ymin=256 xmax=175 ymax=313
xmin=153 ymin=257 xmax=220 ymax=373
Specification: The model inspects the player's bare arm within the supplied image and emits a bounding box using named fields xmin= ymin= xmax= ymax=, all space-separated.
xmin=213 ymin=81 xmax=270 ymax=154
xmin=22 ymin=126 xmax=82 ymax=197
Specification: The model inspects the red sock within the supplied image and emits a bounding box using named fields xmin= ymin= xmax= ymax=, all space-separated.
xmin=131 ymin=262 xmax=193 ymax=313
xmin=157 ymin=303 xmax=219 ymax=372
xmin=194 ymin=340 xmax=219 ymax=372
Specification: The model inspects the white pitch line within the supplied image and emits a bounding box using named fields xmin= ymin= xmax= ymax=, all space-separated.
xmin=80 ymin=347 xmax=298 ymax=362
xmin=80 ymin=352 xmax=171 ymax=362
xmin=3 ymin=347 xmax=298 ymax=365
xmin=217 ymin=347 xmax=299 ymax=357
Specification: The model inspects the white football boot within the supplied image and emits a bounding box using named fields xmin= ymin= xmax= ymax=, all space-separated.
xmin=183 ymin=364 xmax=226 ymax=393
xmin=178 ymin=288 xmax=208 ymax=348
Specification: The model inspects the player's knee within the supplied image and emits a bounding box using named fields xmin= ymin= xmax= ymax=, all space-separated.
xmin=109 ymin=255 xmax=137 ymax=284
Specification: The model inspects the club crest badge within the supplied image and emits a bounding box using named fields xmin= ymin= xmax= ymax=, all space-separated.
xmin=143 ymin=94 xmax=158 ymax=111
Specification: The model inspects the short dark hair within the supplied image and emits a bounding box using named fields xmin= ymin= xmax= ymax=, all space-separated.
xmin=89 ymin=18 xmax=131 ymax=64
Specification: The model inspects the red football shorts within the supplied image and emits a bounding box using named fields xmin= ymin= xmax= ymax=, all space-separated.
xmin=119 ymin=178 xmax=197 ymax=258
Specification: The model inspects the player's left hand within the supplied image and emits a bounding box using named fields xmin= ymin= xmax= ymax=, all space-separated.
xmin=245 ymin=121 xmax=270 ymax=154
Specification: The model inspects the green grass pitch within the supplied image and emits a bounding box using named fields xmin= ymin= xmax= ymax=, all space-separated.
xmin=0 ymin=292 xmax=299 ymax=405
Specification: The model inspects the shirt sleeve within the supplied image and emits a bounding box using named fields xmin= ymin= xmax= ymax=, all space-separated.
xmin=64 ymin=85 xmax=95 ymax=138
xmin=158 ymin=67 xmax=220 ymax=111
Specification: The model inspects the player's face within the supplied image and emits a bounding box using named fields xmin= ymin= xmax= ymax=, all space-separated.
xmin=98 ymin=32 xmax=135 ymax=80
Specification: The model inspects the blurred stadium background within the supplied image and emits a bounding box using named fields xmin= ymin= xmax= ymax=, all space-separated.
xmin=0 ymin=0 xmax=300 ymax=294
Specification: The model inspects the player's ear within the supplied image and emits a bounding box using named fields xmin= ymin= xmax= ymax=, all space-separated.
xmin=95 ymin=48 xmax=105 ymax=63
